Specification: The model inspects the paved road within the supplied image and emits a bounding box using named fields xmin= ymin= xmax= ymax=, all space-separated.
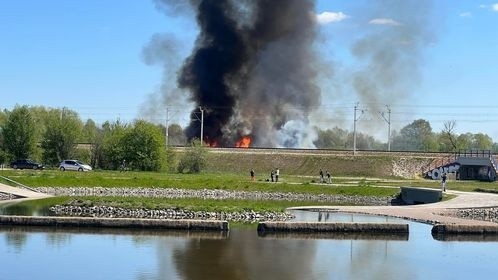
xmin=0 ymin=183 xmax=52 ymax=203
xmin=290 ymin=190 xmax=498 ymax=226
xmin=1 ymin=182 xmax=498 ymax=226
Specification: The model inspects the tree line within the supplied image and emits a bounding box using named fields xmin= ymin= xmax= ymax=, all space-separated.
xmin=0 ymin=105 xmax=196 ymax=172
xmin=313 ymin=119 xmax=497 ymax=152
xmin=1 ymin=105 xmax=496 ymax=171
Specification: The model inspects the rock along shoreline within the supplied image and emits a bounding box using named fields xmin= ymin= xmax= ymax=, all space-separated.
xmin=36 ymin=187 xmax=394 ymax=223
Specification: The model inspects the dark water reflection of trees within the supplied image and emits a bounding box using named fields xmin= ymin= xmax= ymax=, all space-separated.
xmin=172 ymin=230 xmax=318 ymax=280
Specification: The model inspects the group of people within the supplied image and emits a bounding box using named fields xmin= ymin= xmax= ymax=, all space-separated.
xmin=251 ymin=168 xmax=334 ymax=184
xmin=319 ymin=169 xmax=332 ymax=184
xmin=270 ymin=168 xmax=280 ymax=182
xmin=249 ymin=168 xmax=280 ymax=182
xmin=251 ymin=168 xmax=449 ymax=191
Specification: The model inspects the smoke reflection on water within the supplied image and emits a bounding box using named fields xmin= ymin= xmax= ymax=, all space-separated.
xmin=1 ymin=211 xmax=498 ymax=279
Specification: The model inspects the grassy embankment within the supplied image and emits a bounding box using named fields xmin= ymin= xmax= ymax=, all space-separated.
xmin=0 ymin=169 xmax=399 ymax=212
xmin=1 ymin=150 xmax=496 ymax=212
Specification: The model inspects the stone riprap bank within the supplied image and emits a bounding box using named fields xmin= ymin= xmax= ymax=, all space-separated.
xmin=37 ymin=187 xmax=393 ymax=223
xmin=50 ymin=204 xmax=294 ymax=222
xmin=36 ymin=187 xmax=393 ymax=205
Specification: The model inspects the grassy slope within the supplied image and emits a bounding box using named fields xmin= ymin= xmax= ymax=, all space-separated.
xmin=204 ymin=152 xmax=398 ymax=177
xmin=1 ymin=150 xmax=496 ymax=212
xmin=0 ymin=169 xmax=398 ymax=196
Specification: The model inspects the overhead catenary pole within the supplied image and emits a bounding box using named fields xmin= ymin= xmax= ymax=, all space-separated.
xmin=199 ymin=106 xmax=204 ymax=145
xmin=165 ymin=107 xmax=169 ymax=147
xmin=380 ymin=105 xmax=392 ymax=151
xmin=353 ymin=103 xmax=358 ymax=155
xmin=387 ymin=106 xmax=391 ymax=151
xmin=353 ymin=102 xmax=365 ymax=156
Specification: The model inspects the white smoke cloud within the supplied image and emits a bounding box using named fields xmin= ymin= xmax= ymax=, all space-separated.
xmin=369 ymin=18 xmax=402 ymax=26
xmin=276 ymin=119 xmax=317 ymax=148
xmin=493 ymin=3 xmax=498 ymax=11
xmin=316 ymin=11 xmax=349 ymax=25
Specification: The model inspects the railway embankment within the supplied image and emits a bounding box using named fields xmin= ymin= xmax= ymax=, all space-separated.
xmin=202 ymin=148 xmax=441 ymax=178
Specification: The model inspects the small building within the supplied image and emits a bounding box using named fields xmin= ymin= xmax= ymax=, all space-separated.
xmin=425 ymin=150 xmax=497 ymax=182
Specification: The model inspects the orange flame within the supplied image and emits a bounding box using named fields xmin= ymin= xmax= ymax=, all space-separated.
xmin=235 ymin=136 xmax=251 ymax=148
xmin=207 ymin=140 xmax=219 ymax=147
xmin=204 ymin=137 xmax=219 ymax=147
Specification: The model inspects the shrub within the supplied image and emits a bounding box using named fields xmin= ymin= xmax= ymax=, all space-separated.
xmin=177 ymin=140 xmax=207 ymax=173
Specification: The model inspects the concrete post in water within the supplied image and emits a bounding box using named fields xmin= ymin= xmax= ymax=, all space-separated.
xmin=257 ymin=222 xmax=409 ymax=234
xmin=0 ymin=216 xmax=229 ymax=232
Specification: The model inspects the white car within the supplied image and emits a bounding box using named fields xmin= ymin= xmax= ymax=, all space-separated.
xmin=59 ymin=160 xmax=92 ymax=172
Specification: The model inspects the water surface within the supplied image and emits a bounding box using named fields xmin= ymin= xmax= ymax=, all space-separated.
xmin=1 ymin=211 xmax=498 ymax=279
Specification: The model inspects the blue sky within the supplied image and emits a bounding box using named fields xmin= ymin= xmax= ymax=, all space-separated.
xmin=1 ymin=0 xmax=498 ymax=143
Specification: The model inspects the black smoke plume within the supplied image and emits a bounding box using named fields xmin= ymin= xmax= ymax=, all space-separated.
xmin=177 ymin=0 xmax=320 ymax=147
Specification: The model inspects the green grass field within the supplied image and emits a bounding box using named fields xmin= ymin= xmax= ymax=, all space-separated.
xmin=2 ymin=168 xmax=496 ymax=193
xmin=0 ymin=169 xmax=402 ymax=196
xmin=1 ymin=168 xmax=496 ymax=213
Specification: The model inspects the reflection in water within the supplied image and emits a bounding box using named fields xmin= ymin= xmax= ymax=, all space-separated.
xmin=0 ymin=225 xmax=229 ymax=239
xmin=1 ymin=211 xmax=498 ymax=279
xmin=173 ymin=230 xmax=318 ymax=280
xmin=432 ymin=233 xmax=498 ymax=242
xmin=5 ymin=231 xmax=27 ymax=252
xmin=0 ymin=202 xmax=52 ymax=216
xmin=304 ymin=210 xmax=399 ymax=224
xmin=258 ymin=231 xmax=409 ymax=241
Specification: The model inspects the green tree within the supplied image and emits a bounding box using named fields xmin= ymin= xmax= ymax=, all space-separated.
xmin=2 ymin=106 xmax=37 ymax=159
xmin=41 ymin=108 xmax=83 ymax=165
xmin=29 ymin=106 xmax=51 ymax=140
xmin=456 ymin=133 xmax=473 ymax=150
xmin=439 ymin=120 xmax=458 ymax=152
xmin=121 ymin=120 xmax=165 ymax=171
xmin=472 ymin=133 xmax=493 ymax=150
xmin=100 ymin=120 xmax=128 ymax=169
xmin=81 ymin=119 xmax=98 ymax=143
xmin=82 ymin=119 xmax=103 ymax=167
xmin=0 ymin=110 xmax=5 ymax=161
xmin=167 ymin=124 xmax=187 ymax=146
xmin=0 ymin=110 xmax=6 ymax=127
xmin=164 ymin=146 xmax=177 ymax=173
xmin=178 ymin=140 xmax=207 ymax=173
xmin=492 ymin=142 xmax=498 ymax=153
xmin=392 ymin=119 xmax=436 ymax=151
xmin=313 ymin=127 xmax=349 ymax=149
xmin=313 ymin=127 xmax=384 ymax=150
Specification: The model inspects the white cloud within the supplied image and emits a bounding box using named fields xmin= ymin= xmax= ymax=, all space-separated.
xmin=459 ymin=12 xmax=472 ymax=17
xmin=479 ymin=3 xmax=498 ymax=11
xmin=368 ymin=18 xmax=402 ymax=26
xmin=316 ymin=11 xmax=349 ymax=25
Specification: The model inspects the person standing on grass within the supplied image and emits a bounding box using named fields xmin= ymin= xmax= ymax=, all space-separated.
xmin=120 ymin=159 xmax=126 ymax=172
xmin=275 ymin=168 xmax=280 ymax=182
xmin=250 ymin=169 xmax=255 ymax=181
xmin=270 ymin=169 xmax=275 ymax=182
xmin=441 ymin=172 xmax=447 ymax=192
xmin=326 ymin=171 xmax=331 ymax=184
xmin=319 ymin=169 xmax=324 ymax=183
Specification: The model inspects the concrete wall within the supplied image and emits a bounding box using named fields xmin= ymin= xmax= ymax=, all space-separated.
xmin=400 ymin=186 xmax=442 ymax=204
xmin=0 ymin=215 xmax=229 ymax=231
xmin=257 ymin=222 xmax=409 ymax=234
xmin=432 ymin=224 xmax=498 ymax=234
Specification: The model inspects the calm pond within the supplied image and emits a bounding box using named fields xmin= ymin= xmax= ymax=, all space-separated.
xmin=1 ymin=210 xmax=498 ymax=280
